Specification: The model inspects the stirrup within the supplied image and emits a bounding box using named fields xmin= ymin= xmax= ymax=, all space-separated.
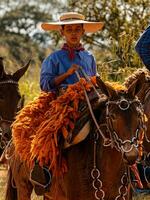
xmin=29 ymin=166 xmax=52 ymax=189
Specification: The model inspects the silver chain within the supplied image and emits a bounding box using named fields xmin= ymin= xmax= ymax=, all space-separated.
xmin=91 ymin=128 xmax=129 ymax=200
xmin=115 ymin=173 xmax=128 ymax=200
xmin=74 ymin=70 xmax=144 ymax=199
xmin=91 ymin=131 xmax=105 ymax=200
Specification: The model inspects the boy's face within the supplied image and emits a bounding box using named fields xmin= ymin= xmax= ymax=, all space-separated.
xmin=61 ymin=24 xmax=84 ymax=47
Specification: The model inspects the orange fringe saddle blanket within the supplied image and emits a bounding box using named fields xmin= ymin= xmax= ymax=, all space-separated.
xmin=12 ymin=77 xmax=96 ymax=176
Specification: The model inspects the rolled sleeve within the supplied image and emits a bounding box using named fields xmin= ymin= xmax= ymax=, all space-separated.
xmin=40 ymin=55 xmax=58 ymax=92
xmin=135 ymin=25 xmax=150 ymax=70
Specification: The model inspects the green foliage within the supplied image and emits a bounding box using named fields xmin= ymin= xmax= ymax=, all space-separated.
xmin=61 ymin=0 xmax=150 ymax=81
xmin=19 ymin=79 xmax=40 ymax=104
xmin=18 ymin=58 xmax=41 ymax=104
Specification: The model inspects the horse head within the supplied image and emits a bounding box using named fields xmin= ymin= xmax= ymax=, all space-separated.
xmin=96 ymin=76 xmax=146 ymax=165
xmin=0 ymin=57 xmax=30 ymax=153
xmin=125 ymin=70 xmax=150 ymax=151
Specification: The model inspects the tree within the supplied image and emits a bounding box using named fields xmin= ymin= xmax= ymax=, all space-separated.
xmin=0 ymin=0 xmax=66 ymax=71
xmin=1 ymin=0 xmax=150 ymax=81
xmin=67 ymin=0 xmax=149 ymax=63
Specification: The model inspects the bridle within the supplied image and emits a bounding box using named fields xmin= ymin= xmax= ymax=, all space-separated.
xmin=75 ymin=70 xmax=146 ymax=200
xmin=105 ymin=97 xmax=146 ymax=153
xmin=0 ymin=79 xmax=19 ymax=150
xmin=0 ymin=116 xmax=14 ymax=150
xmin=90 ymin=96 xmax=146 ymax=200
xmin=80 ymin=81 xmax=146 ymax=153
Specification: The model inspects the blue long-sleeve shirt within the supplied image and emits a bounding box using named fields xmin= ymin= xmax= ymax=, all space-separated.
xmin=135 ymin=25 xmax=150 ymax=70
xmin=40 ymin=49 xmax=97 ymax=92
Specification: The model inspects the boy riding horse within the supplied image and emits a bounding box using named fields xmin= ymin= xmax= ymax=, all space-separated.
xmin=13 ymin=12 xmax=104 ymax=195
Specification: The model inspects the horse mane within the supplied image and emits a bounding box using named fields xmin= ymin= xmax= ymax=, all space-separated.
xmin=106 ymin=81 xmax=127 ymax=91
xmin=124 ymin=68 xmax=150 ymax=87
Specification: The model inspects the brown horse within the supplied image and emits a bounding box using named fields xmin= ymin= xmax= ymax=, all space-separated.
xmin=0 ymin=57 xmax=30 ymax=158
xmin=5 ymin=76 xmax=146 ymax=200
xmin=124 ymin=69 xmax=150 ymax=191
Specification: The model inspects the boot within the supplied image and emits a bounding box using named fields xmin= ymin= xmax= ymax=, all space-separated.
xmin=30 ymin=161 xmax=52 ymax=195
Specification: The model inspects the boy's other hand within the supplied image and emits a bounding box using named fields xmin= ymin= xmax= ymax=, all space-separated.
xmin=67 ymin=64 xmax=80 ymax=76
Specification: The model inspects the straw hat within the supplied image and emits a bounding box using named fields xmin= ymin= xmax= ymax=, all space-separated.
xmin=41 ymin=12 xmax=104 ymax=33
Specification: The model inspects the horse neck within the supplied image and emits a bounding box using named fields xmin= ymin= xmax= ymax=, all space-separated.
xmin=139 ymin=84 xmax=150 ymax=153
xmin=63 ymin=131 xmax=127 ymax=200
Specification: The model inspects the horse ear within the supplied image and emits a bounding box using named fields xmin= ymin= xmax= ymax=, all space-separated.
xmin=96 ymin=76 xmax=116 ymax=98
xmin=0 ymin=57 xmax=6 ymax=79
xmin=128 ymin=72 xmax=145 ymax=97
xmin=13 ymin=59 xmax=31 ymax=81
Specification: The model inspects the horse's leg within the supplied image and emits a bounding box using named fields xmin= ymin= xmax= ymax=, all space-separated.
xmin=17 ymin=181 xmax=33 ymax=200
xmin=15 ymin=163 xmax=33 ymax=200
xmin=10 ymin=154 xmax=33 ymax=200
xmin=5 ymin=166 xmax=17 ymax=200
xmin=43 ymin=195 xmax=52 ymax=200
xmin=44 ymin=194 xmax=66 ymax=200
xmin=44 ymin=178 xmax=67 ymax=200
xmin=7 ymin=166 xmax=33 ymax=200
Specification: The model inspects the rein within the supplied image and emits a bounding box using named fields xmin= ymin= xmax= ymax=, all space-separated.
xmin=75 ymin=71 xmax=111 ymax=146
xmin=106 ymin=98 xmax=146 ymax=153
xmin=76 ymin=70 xmax=146 ymax=151
xmin=0 ymin=116 xmax=13 ymax=150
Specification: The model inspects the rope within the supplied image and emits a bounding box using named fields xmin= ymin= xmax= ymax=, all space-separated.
xmin=75 ymin=71 xmax=110 ymax=145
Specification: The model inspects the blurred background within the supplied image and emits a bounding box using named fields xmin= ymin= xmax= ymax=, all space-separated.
xmin=0 ymin=1 xmax=150 ymax=199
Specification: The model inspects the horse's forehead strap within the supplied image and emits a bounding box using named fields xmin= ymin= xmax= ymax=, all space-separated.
xmin=106 ymin=97 xmax=141 ymax=111
xmin=0 ymin=80 xmax=18 ymax=85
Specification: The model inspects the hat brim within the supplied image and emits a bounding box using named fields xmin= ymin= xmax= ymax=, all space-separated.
xmin=40 ymin=20 xmax=104 ymax=33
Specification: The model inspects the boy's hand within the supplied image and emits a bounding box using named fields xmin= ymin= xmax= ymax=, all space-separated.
xmin=67 ymin=64 xmax=80 ymax=76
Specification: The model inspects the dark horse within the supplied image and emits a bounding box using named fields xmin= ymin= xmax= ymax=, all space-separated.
xmin=5 ymin=76 xmax=146 ymax=200
xmin=124 ymin=69 xmax=150 ymax=191
xmin=0 ymin=57 xmax=30 ymax=158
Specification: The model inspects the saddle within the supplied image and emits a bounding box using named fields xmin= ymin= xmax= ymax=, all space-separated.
xmin=30 ymin=88 xmax=106 ymax=195
xmin=64 ymin=89 xmax=106 ymax=148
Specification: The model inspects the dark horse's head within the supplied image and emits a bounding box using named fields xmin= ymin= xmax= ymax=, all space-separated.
xmin=0 ymin=57 xmax=30 ymax=154
xmin=125 ymin=68 xmax=150 ymax=146
xmin=124 ymin=69 xmax=150 ymax=189
xmin=95 ymin=77 xmax=146 ymax=165
xmin=125 ymin=70 xmax=150 ymax=150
